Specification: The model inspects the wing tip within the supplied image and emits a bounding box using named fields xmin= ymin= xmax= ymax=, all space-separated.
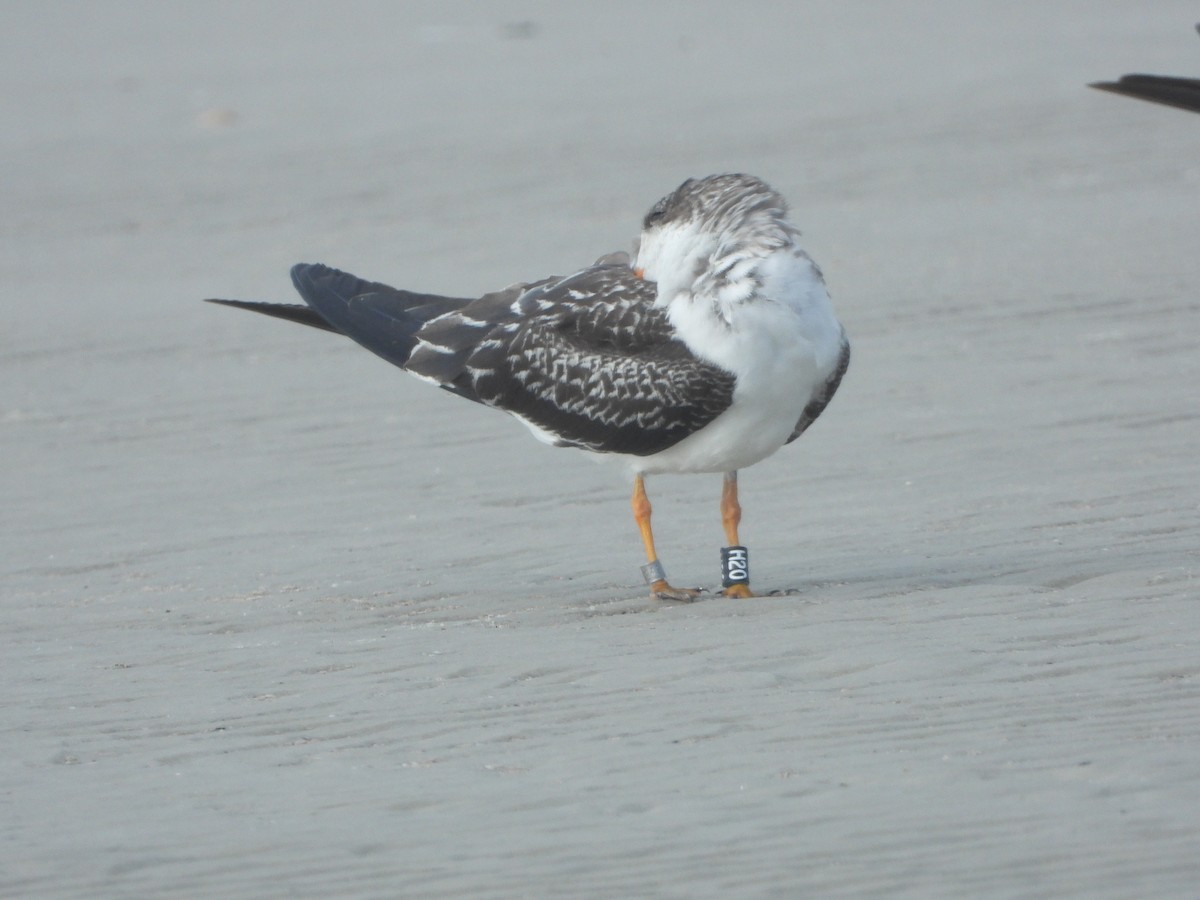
xmin=202 ymin=296 xmax=339 ymax=332
xmin=289 ymin=261 xmax=331 ymax=293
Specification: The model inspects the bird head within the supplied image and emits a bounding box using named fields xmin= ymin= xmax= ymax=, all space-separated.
xmin=633 ymin=174 xmax=800 ymax=307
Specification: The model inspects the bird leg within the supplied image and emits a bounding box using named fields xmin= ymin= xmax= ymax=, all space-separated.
xmin=720 ymin=471 xmax=754 ymax=598
xmin=632 ymin=474 xmax=701 ymax=601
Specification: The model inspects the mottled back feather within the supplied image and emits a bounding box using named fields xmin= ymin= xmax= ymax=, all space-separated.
xmin=407 ymin=262 xmax=736 ymax=456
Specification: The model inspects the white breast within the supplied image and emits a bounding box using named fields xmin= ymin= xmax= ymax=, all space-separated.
xmin=633 ymin=251 xmax=844 ymax=475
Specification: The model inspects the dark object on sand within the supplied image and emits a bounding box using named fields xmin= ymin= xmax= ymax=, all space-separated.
xmin=1090 ymin=24 xmax=1200 ymax=114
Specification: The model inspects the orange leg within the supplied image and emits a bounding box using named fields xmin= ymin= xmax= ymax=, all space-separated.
xmin=632 ymin=475 xmax=700 ymax=601
xmin=720 ymin=471 xmax=754 ymax=598
xmin=720 ymin=471 xmax=742 ymax=546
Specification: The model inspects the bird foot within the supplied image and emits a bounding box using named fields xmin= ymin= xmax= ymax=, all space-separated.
xmin=649 ymin=580 xmax=704 ymax=602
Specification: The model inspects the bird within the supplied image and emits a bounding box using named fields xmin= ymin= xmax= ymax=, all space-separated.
xmin=1090 ymin=23 xmax=1200 ymax=114
xmin=207 ymin=174 xmax=850 ymax=600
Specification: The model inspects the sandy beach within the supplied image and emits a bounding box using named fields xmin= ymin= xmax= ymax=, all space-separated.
xmin=4 ymin=2 xmax=1199 ymax=896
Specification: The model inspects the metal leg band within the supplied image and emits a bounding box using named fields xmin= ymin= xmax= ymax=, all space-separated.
xmin=640 ymin=559 xmax=667 ymax=585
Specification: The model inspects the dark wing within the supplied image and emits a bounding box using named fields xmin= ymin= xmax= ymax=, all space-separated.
xmin=208 ymin=259 xmax=734 ymax=456
xmin=1091 ymin=25 xmax=1200 ymax=115
xmin=1090 ymin=75 xmax=1200 ymax=114
xmin=786 ymin=330 xmax=850 ymax=444
xmin=204 ymin=297 xmax=340 ymax=333
xmin=407 ymin=264 xmax=736 ymax=456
